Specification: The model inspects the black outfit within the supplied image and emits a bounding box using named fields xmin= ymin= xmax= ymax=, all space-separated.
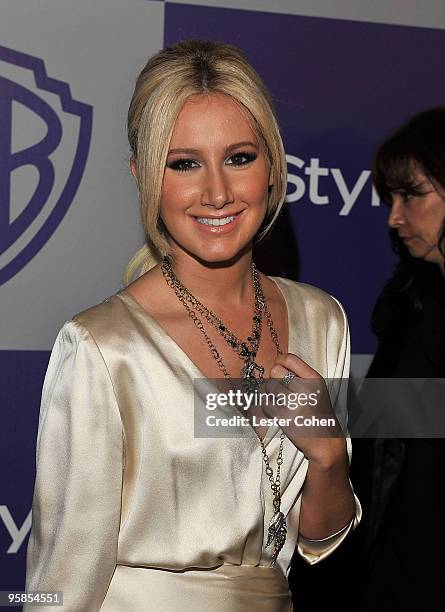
xmin=356 ymin=269 xmax=445 ymax=611
xmin=288 ymin=265 xmax=445 ymax=612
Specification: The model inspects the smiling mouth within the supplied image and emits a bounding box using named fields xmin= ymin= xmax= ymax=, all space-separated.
xmin=194 ymin=212 xmax=241 ymax=227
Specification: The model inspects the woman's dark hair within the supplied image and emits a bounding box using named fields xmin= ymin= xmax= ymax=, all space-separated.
xmin=371 ymin=108 xmax=445 ymax=339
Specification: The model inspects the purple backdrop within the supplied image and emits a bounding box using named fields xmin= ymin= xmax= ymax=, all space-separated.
xmin=165 ymin=2 xmax=445 ymax=353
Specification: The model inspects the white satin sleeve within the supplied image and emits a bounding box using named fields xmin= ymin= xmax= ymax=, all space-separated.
xmin=24 ymin=320 xmax=123 ymax=611
xmin=296 ymin=295 xmax=362 ymax=564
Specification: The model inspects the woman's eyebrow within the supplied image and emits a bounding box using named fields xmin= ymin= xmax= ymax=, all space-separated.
xmin=224 ymin=140 xmax=259 ymax=153
xmin=412 ymin=179 xmax=432 ymax=189
xmin=167 ymin=141 xmax=259 ymax=156
xmin=389 ymin=178 xmax=430 ymax=193
xmin=401 ymin=179 xmax=432 ymax=191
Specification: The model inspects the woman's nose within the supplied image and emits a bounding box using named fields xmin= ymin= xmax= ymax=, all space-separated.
xmin=388 ymin=197 xmax=405 ymax=228
xmin=200 ymin=167 xmax=234 ymax=209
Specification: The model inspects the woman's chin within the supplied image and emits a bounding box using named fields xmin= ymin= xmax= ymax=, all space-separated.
xmin=170 ymin=239 xmax=253 ymax=266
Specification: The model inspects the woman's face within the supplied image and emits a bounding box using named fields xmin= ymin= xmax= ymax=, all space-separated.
xmin=388 ymin=170 xmax=445 ymax=266
xmin=160 ymin=93 xmax=271 ymax=264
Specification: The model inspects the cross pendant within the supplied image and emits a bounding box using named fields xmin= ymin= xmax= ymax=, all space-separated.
xmin=240 ymin=361 xmax=265 ymax=392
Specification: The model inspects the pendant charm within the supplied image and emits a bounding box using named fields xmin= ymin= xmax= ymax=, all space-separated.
xmin=240 ymin=360 xmax=265 ymax=393
xmin=266 ymin=511 xmax=287 ymax=567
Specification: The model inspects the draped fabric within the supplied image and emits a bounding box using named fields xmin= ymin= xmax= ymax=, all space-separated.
xmin=25 ymin=277 xmax=361 ymax=611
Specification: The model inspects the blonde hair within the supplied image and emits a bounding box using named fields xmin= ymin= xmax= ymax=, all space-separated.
xmin=123 ymin=39 xmax=287 ymax=286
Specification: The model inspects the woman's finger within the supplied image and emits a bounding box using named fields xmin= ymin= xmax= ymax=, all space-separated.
xmin=269 ymin=364 xmax=289 ymax=379
xmin=273 ymin=352 xmax=321 ymax=379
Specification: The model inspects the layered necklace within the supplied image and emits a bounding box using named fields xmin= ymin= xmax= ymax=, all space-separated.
xmin=161 ymin=255 xmax=287 ymax=567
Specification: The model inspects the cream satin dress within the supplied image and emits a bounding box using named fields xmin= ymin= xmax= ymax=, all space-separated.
xmin=25 ymin=276 xmax=361 ymax=611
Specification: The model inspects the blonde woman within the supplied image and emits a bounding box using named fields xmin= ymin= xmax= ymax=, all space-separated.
xmin=25 ymin=40 xmax=361 ymax=611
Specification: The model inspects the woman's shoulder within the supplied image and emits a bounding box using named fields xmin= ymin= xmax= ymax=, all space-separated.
xmin=66 ymin=291 xmax=135 ymax=347
xmin=269 ymin=276 xmax=346 ymax=323
xmin=40 ymin=296 xmax=130 ymax=387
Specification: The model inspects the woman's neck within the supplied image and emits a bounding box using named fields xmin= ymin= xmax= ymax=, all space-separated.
xmin=166 ymin=250 xmax=256 ymax=308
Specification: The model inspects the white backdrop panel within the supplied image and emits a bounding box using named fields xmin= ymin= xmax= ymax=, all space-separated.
xmin=0 ymin=0 xmax=164 ymax=349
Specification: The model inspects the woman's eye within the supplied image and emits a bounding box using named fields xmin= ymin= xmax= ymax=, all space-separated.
xmin=226 ymin=152 xmax=257 ymax=166
xmin=400 ymin=191 xmax=412 ymax=202
xmin=167 ymin=158 xmax=199 ymax=172
xmin=398 ymin=185 xmax=433 ymax=201
xmin=394 ymin=190 xmax=414 ymax=203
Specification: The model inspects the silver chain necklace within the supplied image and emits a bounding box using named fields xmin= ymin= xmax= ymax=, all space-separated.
xmin=161 ymin=255 xmax=287 ymax=567
xmin=161 ymin=256 xmax=281 ymax=389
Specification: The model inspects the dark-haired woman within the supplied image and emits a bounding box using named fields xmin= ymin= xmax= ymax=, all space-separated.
xmin=358 ymin=108 xmax=445 ymax=611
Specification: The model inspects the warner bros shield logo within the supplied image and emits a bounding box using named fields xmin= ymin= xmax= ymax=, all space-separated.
xmin=0 ymin=45 xmax=92 ymax=286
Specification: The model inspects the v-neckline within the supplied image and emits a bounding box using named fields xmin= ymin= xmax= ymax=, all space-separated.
xmin=116 ymin=275 xmax=293 ymax=447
